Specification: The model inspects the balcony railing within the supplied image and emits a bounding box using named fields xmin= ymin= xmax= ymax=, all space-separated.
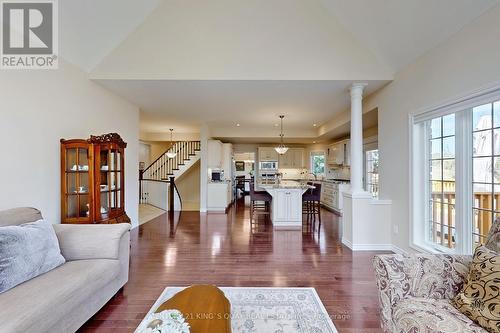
xmin=431 ymin=181 xmax=494 ymax=248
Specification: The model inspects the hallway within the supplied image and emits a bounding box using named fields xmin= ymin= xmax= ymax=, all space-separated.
xmin=80 ymin=197 xmax=387 ymax=333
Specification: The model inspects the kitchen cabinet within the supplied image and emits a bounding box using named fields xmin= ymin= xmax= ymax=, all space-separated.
xmin=208 ymin=140 xmax=223 ymax=168
xmin=221 ymin=143 xmax=233 ymax=180
xmin=327 ymin=140 xmax=350 ymax=166
xmin=279 ymin=148 xmax=304 ymax=168
xmin=259 ymin=147 xmax=279 ymax=161
xmin=207 ymin=181 xmax=232 ymax=212
xmin=271 ymin=189 xmax=303 ymax=224
xmin=320 ymin=181 xmax=351 ymax=214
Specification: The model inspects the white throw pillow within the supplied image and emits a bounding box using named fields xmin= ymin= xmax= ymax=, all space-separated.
xmin=0 ymin=219 xmax=65 ymax=293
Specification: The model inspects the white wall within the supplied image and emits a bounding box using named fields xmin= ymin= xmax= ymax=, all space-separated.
xmin=365 ymin=5 xmax=500 ymax=252
xmin=91 ymin=0 xmax=392 ymax=80
xmin=0 ymin=60 xmax=140 ymax=226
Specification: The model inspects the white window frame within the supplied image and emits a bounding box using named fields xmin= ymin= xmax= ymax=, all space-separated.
xmin=410 ymin=84 xmax=500 ymax=255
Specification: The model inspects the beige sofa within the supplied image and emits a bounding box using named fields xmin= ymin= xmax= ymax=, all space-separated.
xmin=0 ymin=207 xmax=130 ymax=333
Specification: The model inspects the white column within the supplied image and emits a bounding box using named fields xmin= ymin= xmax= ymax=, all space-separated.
xmin=349 ymin=83 xmax=368 ymax=195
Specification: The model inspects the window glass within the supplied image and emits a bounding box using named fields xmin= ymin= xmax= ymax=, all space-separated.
xmin=472 ymin=102 xmax=497 ymax=247
xmin=365 ymin=150 xmax=379 ymax=197
xmin=428 ymin=116 xmax=456 ymax=249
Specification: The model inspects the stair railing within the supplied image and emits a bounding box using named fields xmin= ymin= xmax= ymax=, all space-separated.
xmin=139 ymin=141 xmax=200 ymax=212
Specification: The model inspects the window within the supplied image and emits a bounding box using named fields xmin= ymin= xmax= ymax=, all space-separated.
xmin=472 ymin=102 xmax=500 ymax=247
xmin=365 ymin=150 xmax=379 ymax=197
xmin=428 ymin=115 xmax=456 ymax=248
xmin=310 ymin=152 xmax=325 ymax=175
xmin=412 ymin=91 xmax=500 ymax=254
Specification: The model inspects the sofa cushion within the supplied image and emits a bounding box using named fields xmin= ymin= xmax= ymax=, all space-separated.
xmin=484 ymin=217 xmax=499 ymax=252
xmin=0 ymin=259 xmax=120 ymax=333
xmin=452 ymin=246 xmax=500 ymax=333
xmin=0 ymin=207 xmax=42 ymax=227
xmin=0 ymin=219 xmax=65 ymax=293
xmin=393 ymin=297 xmax=488 ymax=333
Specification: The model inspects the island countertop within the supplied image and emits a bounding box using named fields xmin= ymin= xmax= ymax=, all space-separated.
xmin=257 ymin=180 xmax=314 ymax=190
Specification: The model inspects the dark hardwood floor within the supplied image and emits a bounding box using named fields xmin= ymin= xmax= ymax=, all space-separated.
xmin=79 ymin=196 xmax=388 ymax=333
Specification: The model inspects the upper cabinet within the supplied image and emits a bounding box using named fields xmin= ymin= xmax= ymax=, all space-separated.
xmin=207 ymin=139 xmax=223 ymax=168
xmin=259 ymin=147 xmax=279 ymax=161
xmin=279 ymin=148 xmax=304 ymax=168
xmin=221 ymin=143 xmax=233 ymax=179
xmin=327 ymin=140 xmax=350 ymax=167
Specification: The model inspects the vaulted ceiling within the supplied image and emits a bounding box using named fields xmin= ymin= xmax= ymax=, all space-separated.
xmin=59 ymin=0 xmax=500 ymax=141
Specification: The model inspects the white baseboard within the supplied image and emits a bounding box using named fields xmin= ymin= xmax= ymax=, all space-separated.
xmin=342 ymin=238 xmax=407 ymax=253
xmin=341 ymin=237 xmax=353 ymax=250
xmin=390 ymin=244 xmax=406 ymax=254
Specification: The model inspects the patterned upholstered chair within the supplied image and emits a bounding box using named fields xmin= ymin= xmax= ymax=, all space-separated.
xmin=372 ymin=218 xmax=499 ymax=333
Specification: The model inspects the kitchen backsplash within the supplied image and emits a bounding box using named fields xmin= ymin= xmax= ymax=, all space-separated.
xmin=278 ymin=166 xmax=350 ymax=180
xmin=326 ymin=166 xmax=350 ymax=180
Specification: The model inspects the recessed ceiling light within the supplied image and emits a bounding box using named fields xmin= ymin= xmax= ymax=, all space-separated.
xmin=274 ymin=123 xmax=279 ymax=127
xmin=313 ymin=123 xmax=317 ymax=127
xmin=236 ymin=123 xmax=240 ymax=127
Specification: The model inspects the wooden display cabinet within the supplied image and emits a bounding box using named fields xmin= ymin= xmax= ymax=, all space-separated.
xmin=60 ymin=133 xmax=130 ymax=224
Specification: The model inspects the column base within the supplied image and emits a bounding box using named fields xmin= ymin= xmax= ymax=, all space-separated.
xmin=342 ymin=194 xmax=392 ymax=251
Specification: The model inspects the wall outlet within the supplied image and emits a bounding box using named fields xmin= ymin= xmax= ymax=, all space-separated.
xmin=393 ymin=225 xmax=399 ymax=234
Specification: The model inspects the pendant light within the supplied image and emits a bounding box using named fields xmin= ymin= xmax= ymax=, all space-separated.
xmin=275 ymin=115 xmax=289 ymax=155
xmin=166 ymin=129 xmax=177 ymax=158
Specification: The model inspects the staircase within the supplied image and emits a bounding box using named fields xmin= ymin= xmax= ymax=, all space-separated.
xmin=140 ymin=141 xmax=201 ymax=210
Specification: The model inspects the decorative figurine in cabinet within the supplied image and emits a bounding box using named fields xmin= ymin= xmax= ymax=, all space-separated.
xmin=60 ymin=133 xmax=130 ymax=224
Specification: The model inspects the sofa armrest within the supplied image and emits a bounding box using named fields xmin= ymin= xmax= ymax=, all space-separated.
xmin=372 ymin=253 xmax=471 ymax=332
xmin=53 ymin=223 xmax=130 ymax=261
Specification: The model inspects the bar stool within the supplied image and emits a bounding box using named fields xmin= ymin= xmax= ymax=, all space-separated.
xmin=303 ymin=182 xmax=322 ymax=227
xmin=235 ymin=176 xmax=246 ymax=197
xmin=249 ymin=182 xmax=272 ymax=223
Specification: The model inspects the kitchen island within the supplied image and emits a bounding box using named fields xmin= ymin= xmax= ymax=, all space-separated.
xmin=258 ymin=180 xmax=313 ymax=229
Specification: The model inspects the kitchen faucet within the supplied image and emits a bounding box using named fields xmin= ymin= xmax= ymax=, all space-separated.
xmin=308 ymin=172 xmax=318 ymax=180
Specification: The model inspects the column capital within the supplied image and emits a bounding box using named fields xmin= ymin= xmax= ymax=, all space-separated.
xmin=350 ymin=83 xmax=368 ymax=98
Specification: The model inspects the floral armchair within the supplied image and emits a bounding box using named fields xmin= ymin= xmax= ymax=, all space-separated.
xmin=372 ymin=219 xmax=499 ymax=333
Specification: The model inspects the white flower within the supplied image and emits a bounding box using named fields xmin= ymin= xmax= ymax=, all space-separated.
xmin=136 ymin=309 xmax=190 ymax=333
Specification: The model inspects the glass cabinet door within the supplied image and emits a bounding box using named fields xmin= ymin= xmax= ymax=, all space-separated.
xmin=64 ymin=146 xmax=91 ymax=220
xmin=98 ymin=146 xmax=123 ymax=218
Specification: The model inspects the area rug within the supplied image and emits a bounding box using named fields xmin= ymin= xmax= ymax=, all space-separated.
xmin=137 ymin=287 xmax=338 ymax=333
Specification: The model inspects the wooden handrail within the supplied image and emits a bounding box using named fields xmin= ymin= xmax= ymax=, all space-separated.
xmin=142 ymin=141 xmax=200 ymax=181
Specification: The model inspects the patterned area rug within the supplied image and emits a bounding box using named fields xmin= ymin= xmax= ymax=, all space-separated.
xmin=139 ymin=287 xmax=338 ymax=333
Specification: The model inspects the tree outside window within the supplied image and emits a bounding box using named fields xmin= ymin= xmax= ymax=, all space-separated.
xmin=311 ymin=152 xmax=325 ymax=175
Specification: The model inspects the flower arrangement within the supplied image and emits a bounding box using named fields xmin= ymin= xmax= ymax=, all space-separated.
xmin=136 ymin=310 xmax=190 ymax=333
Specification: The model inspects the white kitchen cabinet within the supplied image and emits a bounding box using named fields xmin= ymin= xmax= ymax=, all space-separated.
xmin=221 ymin=143 xmax=233 ymax=179
xmin=207 ymin=182 xmax=231 ymax=212
xmin=259 ymin=147 xmax=279 ymax=161
xmin=320 ymin=181 xmax=350 ymax=214
xmin=278 ymin=148 xmax=304 ymax=168
xmin=208 ymin=140 xmax=223 ymax=168
xmin=327 ymin=140 xmax=349 ymax=166
xmin=271 ymin=189 xmax=303 ymax=224
xmin=292 ymin=149 xmax=304 ymax=168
